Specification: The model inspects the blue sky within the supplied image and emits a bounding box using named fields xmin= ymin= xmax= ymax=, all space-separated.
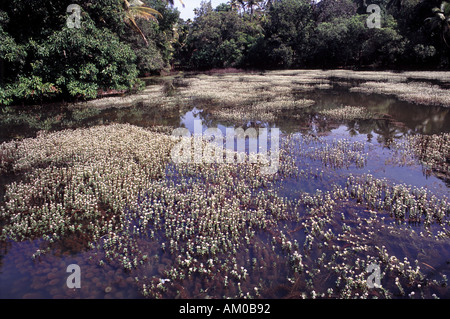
xmin=173 ymin=0 xmax=227 ymax=20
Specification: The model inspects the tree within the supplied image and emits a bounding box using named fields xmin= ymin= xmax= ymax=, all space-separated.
xmin=238 ymin=0 xmax=247 ymax=14
xmin=121 ymin=0 xmax=184 ymax=47
xmin=425 ymin=1 xmax=450 ymax=48
xmin=314 ymin=0 xmax=357 ymax=23
xmin=246 ymin=0 xmax=264 ymax=16
xmin=360 ymin=14 xmax=406 ymax=67
xmin=229 ymin=0 xmax=243 ymax=12
xmin=181 ymin=1 xmax=263 ymax=69
xmin=0 ymin=11 xmax=26 ymax=88
xmin=123 ymin=0 xmax=162 ymax=46
xmin=310 ymin=15 xmax=367 ymax=68
xmin=0 ymin=0 xmax=180 ymax=105
xmin=166 ymin=0 xmax=185 ymax=7
xmin=122 ymin=1 xmax=180 ymax=75
xmin=262 ymin=0 xmax=315 ymax=68
xmin=310 ymin=11 xmax=406 ymax=69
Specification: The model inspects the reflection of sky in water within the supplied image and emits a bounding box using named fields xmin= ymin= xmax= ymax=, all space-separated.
xmin=178 ymin=108 xmax=448 ymax=196
xmin=0 ymin=84 xmax=449 ymax=299
xmin=180 ymin=108 xmax=280 ymax=154
xmin=179 ymin=107 xmax=205 ymax=132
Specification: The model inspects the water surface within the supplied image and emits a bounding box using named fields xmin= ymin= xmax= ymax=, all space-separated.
xmin=0 ymin=74 xmax=449 ymax=299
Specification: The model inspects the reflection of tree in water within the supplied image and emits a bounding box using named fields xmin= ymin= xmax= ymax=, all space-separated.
xmin=414 ymin=108 xmax=450 ymax=135
xmin=306 ymin=88 xmax=450 ymax=135
xmin=345 ymin=120 xmax=358 ymax=137
xmin=388 ymin=105 xmax=450 ymax=135
xmin=374 ymin=119 xmax=404 ymax=147
xmin=0 ymin=241 xmax=12 ymax=279
xmin=310 ymin=115 xmax=339 ymax=136
xmin=354 ymin=119 xmax=377 ymax=142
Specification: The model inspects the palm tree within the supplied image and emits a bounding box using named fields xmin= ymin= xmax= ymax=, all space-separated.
xmin=263 ymin=0 xmax=273 ymax=10
xmin=122 ymin=0 xmax=185 ymax=46
xmin=251 ymin=0 xmax=264 ymax=16
xmin=123 ymin=0 xmax=162 ymax=46
xmin=425 ymin=1 xmax=450 ymax=48
xmin=238 ymin=0 xmax=247 ymax=14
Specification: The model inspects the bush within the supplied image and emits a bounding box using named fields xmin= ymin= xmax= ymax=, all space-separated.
xmin=0 ymin=76 xmax=59 ymax=105
xmin=31 ymin=18 xmax=139 ymax=99
xmin=0 ymin=0 xmax=178 ymax=105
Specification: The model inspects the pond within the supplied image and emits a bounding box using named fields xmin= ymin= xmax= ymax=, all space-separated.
xmin=0 ymin=70 xmax=449 ymax=299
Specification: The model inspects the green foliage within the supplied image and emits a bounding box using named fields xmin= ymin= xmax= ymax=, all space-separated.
xmin=262 ymin=0 xmax=315 ymax=68
xmin=413 ymin=44 xmax=437 ymax=60
xmin=361 ymin=15 xmax=407 ymax=67
xmin=174 ymin=0 xmax=450 ymax=71
xmin=310 ymin=13 xmax=406 ymax=68
xmin=0 ymin=76 xmax=59 ymax=105
xmin=0 ymin=0 xmax=179 ymax=105
xmin=0 ymin=87 xmax=13 ymax=106
xmin=0 ymin=12 xmax=27 ymax=86
xmin=180 ymin=1 xmax=263 ymax=69
xmin=315 ymin=0 xmax=357 ymax=23
xmin=122 ymin=0 xmax=180 ymax=75
xmin=0 ymin=25 xmax=26 ymax=64
xmin=31 ymin=18 xmax=139 ymax=99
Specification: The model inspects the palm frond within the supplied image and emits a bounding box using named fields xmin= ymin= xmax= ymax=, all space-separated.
xmin=127 ymin=4 xmax=162 ymax=21
xmin=130 ymin=9 xmax=161 ymax=21
xmin=432 ymin=7 xmax=443 ymax=14
xmin=425 ymin=2 xmax=450 ymax=48
xmin=127 ymin=16 xmax=149 ymax=45
xmin=123 ymin=0 xmax=163 ymax=46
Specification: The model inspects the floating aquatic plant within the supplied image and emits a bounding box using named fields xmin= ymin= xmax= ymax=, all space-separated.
xmin=350 ymin=81 xmax=450 ymax=108
xmin=388 ymin=133 xmax=450 ymax=182
xmin=0 ymin=124 xmax=177 ymax=245
xmin=1 ymin=70 xmax=449 ymax=299
xmin=318 ymin=105 xmax=375 ymax=121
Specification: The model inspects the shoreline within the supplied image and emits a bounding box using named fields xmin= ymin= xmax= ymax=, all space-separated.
xmin=5 ymin=70 xmax=450 ymax=111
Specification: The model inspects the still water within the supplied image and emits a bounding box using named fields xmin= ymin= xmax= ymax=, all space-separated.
xmin=0 ymin=76 xmax=449 ymax=299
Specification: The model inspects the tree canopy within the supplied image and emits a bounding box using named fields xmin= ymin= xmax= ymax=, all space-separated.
xmin=0 ymin=0 xmax=179 ymax=105
xmin=175 ymin=0 xmax=449 ymax=70
xmin=1 ymin=0 xmax=449 ymax=105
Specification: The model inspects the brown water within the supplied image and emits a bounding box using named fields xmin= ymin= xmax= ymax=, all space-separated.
xmin=0 ymin=75 xmax=449 ymax=299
